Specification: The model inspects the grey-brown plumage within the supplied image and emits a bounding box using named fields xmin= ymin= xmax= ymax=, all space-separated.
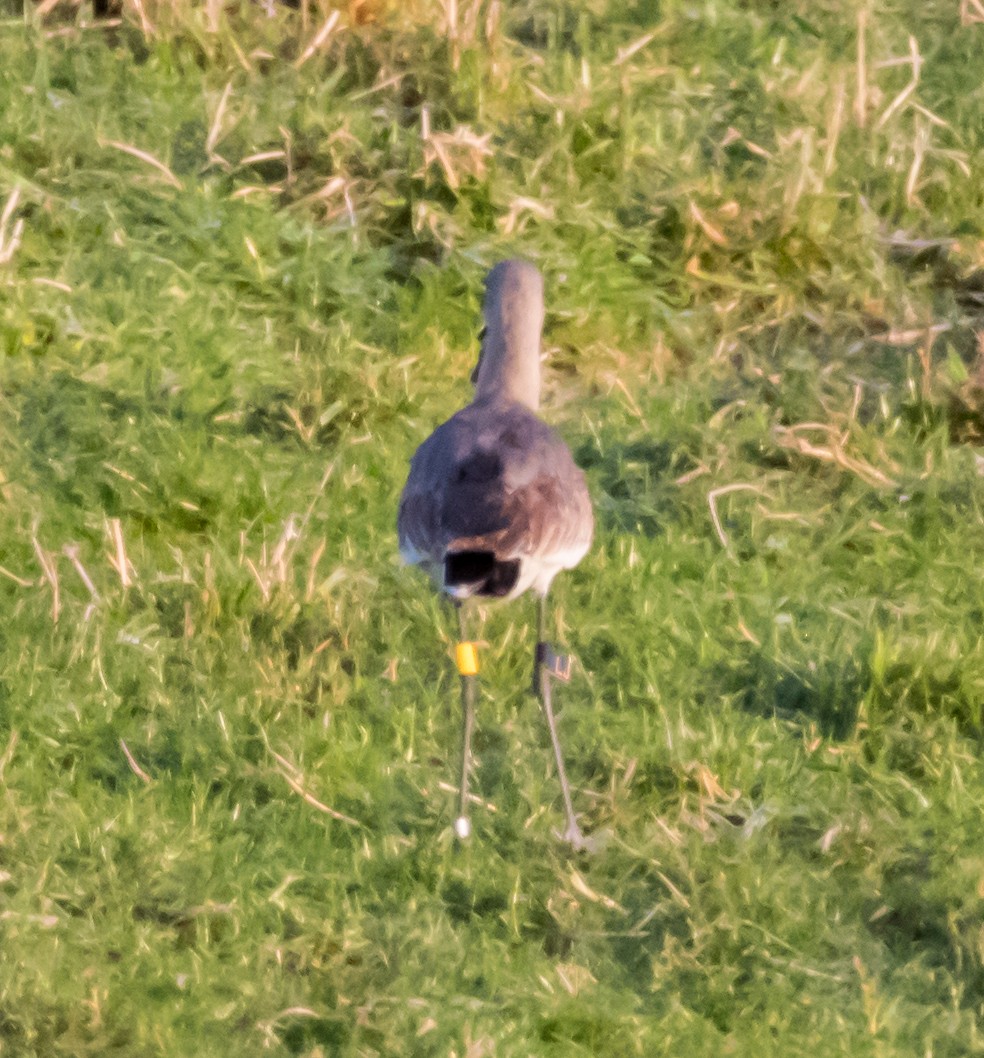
xmin=398 ymin=258 xmax=593 ymax=848
xmin=398 ymin=261 xmax=593 ymax=600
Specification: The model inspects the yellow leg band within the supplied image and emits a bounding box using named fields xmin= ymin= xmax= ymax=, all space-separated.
xmin=455 ymin=641 xmax=480 ymax=676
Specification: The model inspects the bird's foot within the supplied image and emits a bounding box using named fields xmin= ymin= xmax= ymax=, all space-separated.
xmin=555 ymin=819 xmax=590 ymax=851
xmin=553 ymin=821 xmax=610 ymax=854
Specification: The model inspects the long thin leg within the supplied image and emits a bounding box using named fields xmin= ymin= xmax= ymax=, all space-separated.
xmin=454 ymin=603 xmax=478 ymax=840
xmin=535 ymin=595 xmax=587 ymax=849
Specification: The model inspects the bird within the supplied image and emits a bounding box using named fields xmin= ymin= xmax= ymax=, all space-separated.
xmin=398 ymin=259 xmax=594 ymax=847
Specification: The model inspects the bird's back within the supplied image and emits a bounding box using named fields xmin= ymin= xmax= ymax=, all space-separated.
xmin=398 ymin=398 xmax=592 ymax=598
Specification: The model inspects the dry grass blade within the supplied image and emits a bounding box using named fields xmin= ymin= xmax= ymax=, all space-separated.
xmin=205 ymin=80 xmax=235 ymax=163
xmin=0 ymin=564 xmax=33 ymax=588
xmin=127 ymin=0 xmax=154 ymax=35
xmin=823 ymin=72 xmax=847 ymax=175
xmin=905 ymin=117 xmax=931 ymax=206
xmin=708 ymin=484 xmax=767 ymax=557
xmin=32 ymin=277 xmax=73 ymax=292
xmin=444 ymin=0 xmax=459 ymax=67
xmin=615 ymin=29 xmax=660 ymax=65
xmin=100 ymin=139 xmax=181 ymax=189
xmin=119 ymin=738 xmax=153 ymax=784
xmin=269 ymin=747 xmax=361 ymax=826
xmin=854 ymin=8 xmax=867 ymax=126
xmin=294 ymin=9 xmax=341 ymax=68
xmin=287 ymin=175 xmax=357 ymax=225
xmin=689 ymin=201 xmax=728 ymax=247
xmin=305 ymin=539 xmax=326 ymax=602
xmin=239 ymin=150 xmax=286 ymax=167
xmin=106 ymin=517 xmax=135 ymax=587
xmin=63 ymin=544 xmax=100 ymax=602
xmin=870 ymin=323 xmax=950 ymax=347
xmin=773 ymin=424 xmax=898 ymax=488
xmin=203 ymin=0 xmax=224 ymax=34
xmin=436 ymin=781 xmax=498 ymax=813
xmin=0 ymin=730 xmax=18 ymax=783
xmin=500 ymin=195 xmax=555 ymax=235
xmin=31 ymin=526 xmax=60 ymax=624
xmin=245 ymin=461 xmax=334 ymax=600
xmin=568 ymin=870 xmax=627 ymax=913
xmin=420 ymin=121 xmax=493 ymax=191
xmin=610 ymin=375 xmax=643 ymax=419
xmin=875 ymin=36 xmax=923 ymax=130
xmin=256 ymin=1008 xmax=326 ymax=1047
xmin=0 ymin=186 xmax=24 ymax=266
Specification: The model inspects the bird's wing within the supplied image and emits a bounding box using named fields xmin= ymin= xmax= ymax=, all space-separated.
xmin=398 ymin=403 xmax=592 ymax=568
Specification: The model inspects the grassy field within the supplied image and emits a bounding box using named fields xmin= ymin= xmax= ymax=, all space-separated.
xmin=1 ymin=0 xmax=984 ymax=1054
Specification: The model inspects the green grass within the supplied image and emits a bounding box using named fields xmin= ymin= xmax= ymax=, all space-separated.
xmin=1 ymin=0 xmax=984 ymax=1054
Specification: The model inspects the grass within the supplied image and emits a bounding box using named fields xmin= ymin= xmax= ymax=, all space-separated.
xmin=1 ymin=0 xmax=984 ymax=1054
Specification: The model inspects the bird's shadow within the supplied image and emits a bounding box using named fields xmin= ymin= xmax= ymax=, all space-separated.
xmin=574 ymin=435 xmax=681 ymax=537
xmin=701 ymin=643 xmax=866 ymax=740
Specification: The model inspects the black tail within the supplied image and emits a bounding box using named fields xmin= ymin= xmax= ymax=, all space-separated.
xmin=445 ymin=551 xmax=520 ymax=597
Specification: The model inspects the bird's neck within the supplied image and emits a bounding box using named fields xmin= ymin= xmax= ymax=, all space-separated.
xmin=473 ymin=323 xmax=541 ymax=410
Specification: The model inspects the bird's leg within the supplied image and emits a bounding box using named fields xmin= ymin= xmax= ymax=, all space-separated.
xmin=533 ymin=594 xmax=572 ymax=691
xmin=534 ymin=595 xmax=587 ymax=850
xmin=454 ymin=602 xmax=479 ymax=841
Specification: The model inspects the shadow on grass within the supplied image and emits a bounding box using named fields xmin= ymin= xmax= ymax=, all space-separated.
xmin=702 ymin=644 xmax=869 ymax=740
xmin=865 ymin=844 xmax=984 ymax=1017
xmin=575 ymin=435 xmax=681 ymax=537
xmin=277 ymin=1012 xmax=352 ymax=1056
